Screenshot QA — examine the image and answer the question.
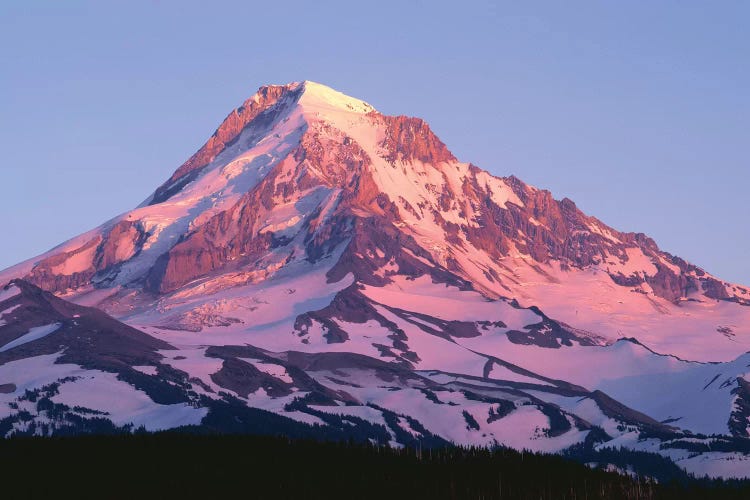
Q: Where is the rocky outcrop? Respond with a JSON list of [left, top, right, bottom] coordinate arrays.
[[728, 377, 750, 437], [95, 219, 148, 270], [25, 219, 149, 293], [379, 115, 456, 165], [24, 237, 101, 293]]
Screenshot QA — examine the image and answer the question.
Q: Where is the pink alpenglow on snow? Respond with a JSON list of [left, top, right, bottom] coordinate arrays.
[[0, 82, 749, 479]]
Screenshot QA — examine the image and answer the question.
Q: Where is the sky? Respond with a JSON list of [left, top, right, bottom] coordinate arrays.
[[0, 1, 748, 284]]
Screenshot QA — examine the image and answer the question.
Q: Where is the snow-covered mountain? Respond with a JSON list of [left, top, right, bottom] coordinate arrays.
[[2, 81, 749, 478]]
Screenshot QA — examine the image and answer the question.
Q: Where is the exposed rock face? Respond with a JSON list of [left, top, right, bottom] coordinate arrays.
[[24, 236, 102, 293], [729, 377, 750, 437], [379, 115, 456, 165], [25, 219, 150, 293], [95, 220, 148, 270]]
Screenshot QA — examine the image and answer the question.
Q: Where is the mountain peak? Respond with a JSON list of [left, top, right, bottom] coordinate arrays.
[[2, 80, 749, 362], [296, 80, 376, 115], [145, 81, 376, 206], [3, 81, 750, 476]]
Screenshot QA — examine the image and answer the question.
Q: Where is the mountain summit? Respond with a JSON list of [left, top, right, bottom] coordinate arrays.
[[1, 82, 749, 477]]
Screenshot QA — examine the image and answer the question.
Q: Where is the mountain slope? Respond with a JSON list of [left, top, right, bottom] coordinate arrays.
[[4, 81, 747, 361], [1, 81, 749, 477]]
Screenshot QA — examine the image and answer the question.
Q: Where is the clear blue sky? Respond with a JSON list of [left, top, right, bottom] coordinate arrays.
[[1, 1, 748, 284]]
